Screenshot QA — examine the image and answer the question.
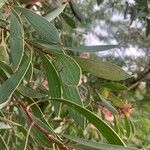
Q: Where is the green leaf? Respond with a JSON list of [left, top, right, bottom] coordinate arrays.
[[108, 94, 124, 108], [10, 10, 24, 70], [18, 84, 47, 98], [16, 7, 60, 44], [39, 53, 62, 113], [68, 45, 118, 52], [62, 84, 84, 128], [97, 91, 118, 115], [0, 60, 46, 99], [75, 57, 131, 81], [69, 0, 85, 22], [27, 40, 117, 53], [0, 134, 9, 150], [61, 13, 76, 28], [64, 135, 137, 150], [124, 116, 132, 140], [54, 53, 82, 86], [45, 4, 67, 22], [0, 52, 32, 109], [96, 0, 104, 6], [23, 123, 33, 150], [101, 83, 128, 92], [39, 53, 61, 98], [50, 98, 125, 146]]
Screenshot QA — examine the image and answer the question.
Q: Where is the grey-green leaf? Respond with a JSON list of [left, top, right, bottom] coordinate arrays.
[[10, 10, 24, 70], [51, 98, 126, 146], [54, 53, 82, 86], [45, 4, 67, 22], [75, 57, 131, 81], [16, 7, 60, 44], [40, 53, 61, 98], [64, 135, 137, 150], [62, 84, 84, 128], [97, 91, 118, 115], [0, 53, 31, 109], [68, 45, 118, 52], [39, 53, 62, 113]]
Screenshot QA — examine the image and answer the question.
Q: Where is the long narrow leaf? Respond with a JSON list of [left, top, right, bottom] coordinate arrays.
[[10, 10, 24, 70], [64, 135, 137, 150], [75, 57, 131, 81], [62, 84, 84, 128], [45, 4, 67, 22], [0, 53, 32, 108], [30, 98, 126, 146], [53, 53, 82, 86], [16, 7, 60, 44]]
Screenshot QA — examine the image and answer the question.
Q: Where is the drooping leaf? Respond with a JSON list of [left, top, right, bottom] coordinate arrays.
[[39, 53, 61, 98], [20, 123, 33, 150], [61, 13, 76, 28], [124, 116, 132, 140], [39, 53, 62, 113], [68, 45, 118, 52], [53, 53, 82, 86], [69, 0, 85, 22], [18, 84, 47, 98], [97, 91, 118, 115], [64, 135, 137, 150], [0, 52, 32, 109], [101, 83, 128, 92], [49, 98, 125, 146], [62, 84, 84, 128], [45, 4, 67, 22], [0, 134, 9, 150], [10, 10, 24, 70], [16, 7, 60, 44], [27, 40, 118, 53], [75, 57, 131, 81], [0, 60, 46, 99], [108, 94, 124, 108]]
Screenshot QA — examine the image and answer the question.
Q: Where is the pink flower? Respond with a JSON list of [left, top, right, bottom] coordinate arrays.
[[102, 108, 114, 122]]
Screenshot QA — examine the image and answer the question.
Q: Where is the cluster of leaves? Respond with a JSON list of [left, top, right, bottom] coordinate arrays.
[[0, 0, 141, 150]]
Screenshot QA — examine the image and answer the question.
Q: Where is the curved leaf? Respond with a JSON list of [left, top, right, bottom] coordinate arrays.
[[53, 53, 82, 86], [0, 53, 32, 108], [64, 135, 137, 150], [10, 10, 24, 70], [34, 98, 126, 146], [62, 84, 84, 128], [97, 91, 118, 115], [75, 57, 131, 81], [0, 61, 46, 99], [0, 134, 9, 150], [45, 4, 67, 22], [39, 53, 62, 98], [68, 45, 118, 52], [16, 7, 60, 44]]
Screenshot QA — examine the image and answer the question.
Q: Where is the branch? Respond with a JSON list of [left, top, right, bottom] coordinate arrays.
[[17, 100, 69, 150]]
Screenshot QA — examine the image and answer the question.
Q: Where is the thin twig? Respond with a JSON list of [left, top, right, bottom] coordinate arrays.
[[17, 100, 69, 150]]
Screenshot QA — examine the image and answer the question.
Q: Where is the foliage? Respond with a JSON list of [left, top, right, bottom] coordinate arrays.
[[0, 0, 149, 150]]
